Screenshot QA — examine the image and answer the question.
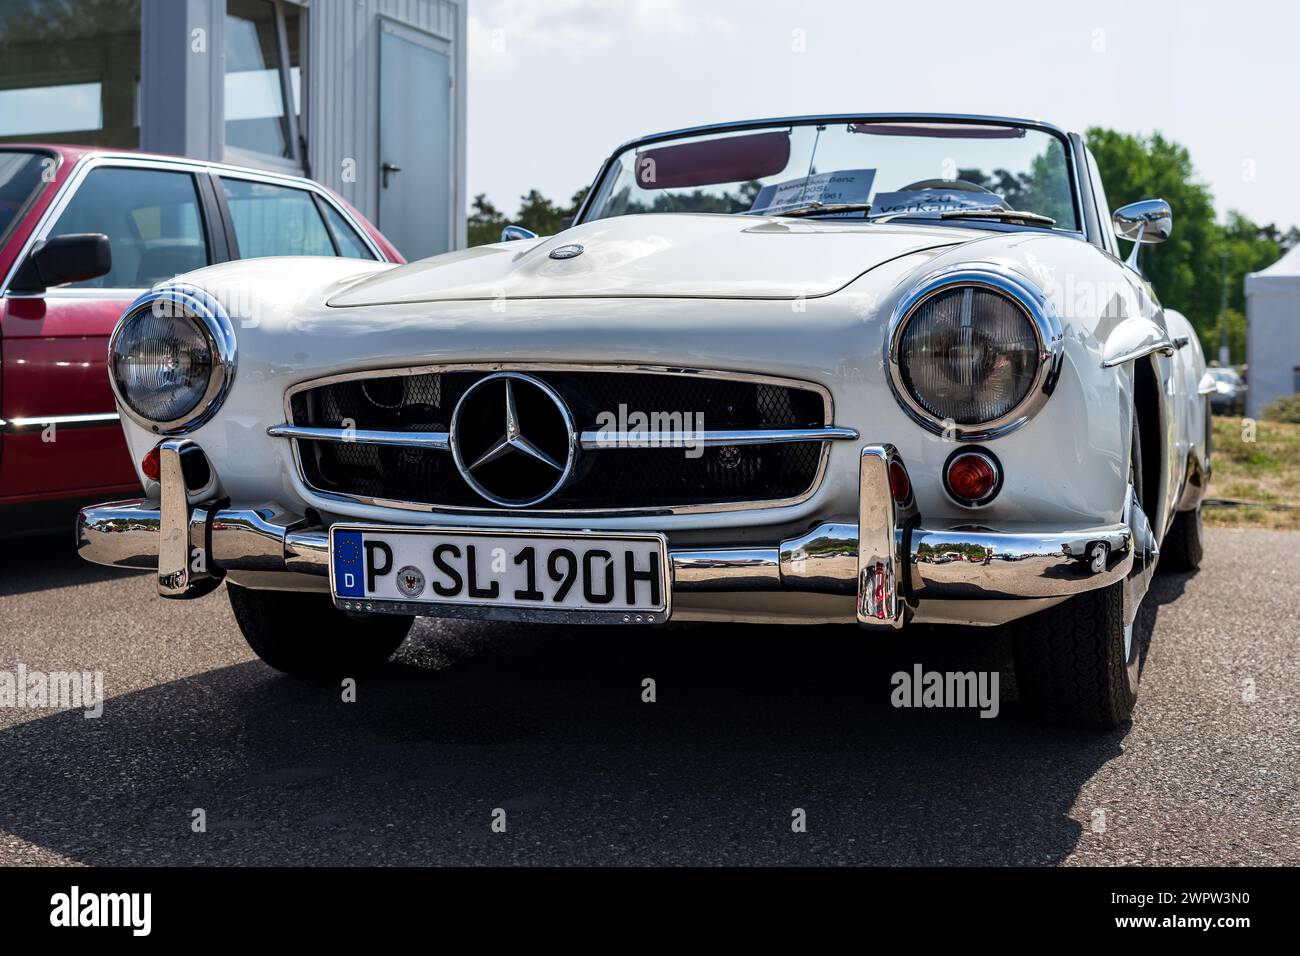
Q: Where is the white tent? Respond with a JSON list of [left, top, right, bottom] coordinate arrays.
[[1245, 244, 1300, 417]]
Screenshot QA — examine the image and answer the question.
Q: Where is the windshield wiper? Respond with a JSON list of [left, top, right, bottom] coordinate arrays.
[[938, 208, 1056, 226], [765, 202, 873, 219]]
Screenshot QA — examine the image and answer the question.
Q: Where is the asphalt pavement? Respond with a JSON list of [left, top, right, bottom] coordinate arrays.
[[0, 525, 1296, 866]]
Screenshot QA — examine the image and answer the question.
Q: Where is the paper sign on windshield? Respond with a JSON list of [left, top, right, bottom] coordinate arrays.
[[751, 168, 876, 216], [870, 189, 1006, 216]]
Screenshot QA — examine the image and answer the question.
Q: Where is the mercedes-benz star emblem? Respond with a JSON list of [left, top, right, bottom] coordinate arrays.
[[549, 243, 584, 260], [450, 372, 577, 507]]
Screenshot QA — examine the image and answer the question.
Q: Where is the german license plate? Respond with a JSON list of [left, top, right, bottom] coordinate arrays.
[[329, 526, 670, 623]]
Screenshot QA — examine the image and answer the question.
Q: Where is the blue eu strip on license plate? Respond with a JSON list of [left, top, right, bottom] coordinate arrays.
[[333, 530, 366, 597]]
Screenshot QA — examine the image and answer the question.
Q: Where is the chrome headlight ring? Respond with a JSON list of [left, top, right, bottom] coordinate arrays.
[[886, 264, 1063, 442], [107, 284, 237, 435]]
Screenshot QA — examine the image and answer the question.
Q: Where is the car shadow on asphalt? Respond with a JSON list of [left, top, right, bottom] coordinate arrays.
[[0, 530, 1194, 866]]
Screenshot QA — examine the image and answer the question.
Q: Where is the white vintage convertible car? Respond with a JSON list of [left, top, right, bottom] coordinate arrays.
[[79, 114, 1212, 728]]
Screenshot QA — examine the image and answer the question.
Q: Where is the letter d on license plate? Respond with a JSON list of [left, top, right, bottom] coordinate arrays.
[[330, 526, 670, 624]]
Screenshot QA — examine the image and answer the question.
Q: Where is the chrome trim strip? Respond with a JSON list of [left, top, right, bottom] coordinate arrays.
[[279, 362, 841, 516], [672, 548, 781, 591], [779, 522, 859, 594], [885, 264, 1064, 442], [909, 522, 1132, 601], [282, 361, 836, 421], [76, 499, 163, 569], [267, 424, 451, 449], [266, 423, 856, 451], [1101, 338, 1176, 369], [108, 284, 237, 436], [210, 505, 306, 573], [578, 427, 858, 448], [0, 411, 119, 430]]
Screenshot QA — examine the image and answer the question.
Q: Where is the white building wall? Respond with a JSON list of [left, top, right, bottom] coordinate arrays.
[[305, 0, 467, 250], [140, 0, 467, 253], [1246, 283, 1300, 418]]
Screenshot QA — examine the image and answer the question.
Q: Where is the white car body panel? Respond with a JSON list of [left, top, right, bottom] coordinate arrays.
[[95, 122, 1210, 628]]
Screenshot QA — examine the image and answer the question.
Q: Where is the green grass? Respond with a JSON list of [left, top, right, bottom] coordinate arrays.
[[1205, 416, 1300, 530]]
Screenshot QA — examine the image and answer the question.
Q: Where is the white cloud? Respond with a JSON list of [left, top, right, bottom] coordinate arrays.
[[469, 0, 736, 72]]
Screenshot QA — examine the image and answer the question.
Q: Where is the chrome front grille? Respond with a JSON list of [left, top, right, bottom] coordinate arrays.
[[272, 365, 855, 514]]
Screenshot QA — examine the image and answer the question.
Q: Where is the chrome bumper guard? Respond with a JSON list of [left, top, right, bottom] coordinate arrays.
[[77, 441, 1136, 628]]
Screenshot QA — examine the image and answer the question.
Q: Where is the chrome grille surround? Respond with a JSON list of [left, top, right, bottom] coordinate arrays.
[[273, 363, 855, 516]]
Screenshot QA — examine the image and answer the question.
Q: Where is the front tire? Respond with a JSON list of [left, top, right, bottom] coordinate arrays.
[[1011, 408, 1148, 729], [1011, 580, 1143, 729], [1160, 506, 1203, 572], [227, 583, 413, 677]]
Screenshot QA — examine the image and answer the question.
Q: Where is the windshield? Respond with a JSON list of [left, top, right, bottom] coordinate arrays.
[[582, 119, 1079, 231], [0, 151, 48, 245]]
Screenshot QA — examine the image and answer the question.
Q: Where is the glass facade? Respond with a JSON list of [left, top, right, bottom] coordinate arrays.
[[224, 0, 303, 165], [0, 0, 141, 147]]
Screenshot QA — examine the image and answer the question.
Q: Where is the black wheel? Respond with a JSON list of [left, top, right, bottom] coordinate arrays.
[[1011, 580, 1144, 729], [227, 583, 413, 677], [1011, 414, 1147, 729], [1159, 505, 1203, 572]]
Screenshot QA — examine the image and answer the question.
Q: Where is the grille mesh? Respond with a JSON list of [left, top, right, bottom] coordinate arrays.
[[289, 369, 828, 511]]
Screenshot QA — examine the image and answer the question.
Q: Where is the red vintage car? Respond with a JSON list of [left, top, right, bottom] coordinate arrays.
[[0, 145, 402, 528]]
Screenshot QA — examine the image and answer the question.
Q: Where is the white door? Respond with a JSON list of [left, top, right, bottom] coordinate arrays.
[[378, 19, 453, 260]]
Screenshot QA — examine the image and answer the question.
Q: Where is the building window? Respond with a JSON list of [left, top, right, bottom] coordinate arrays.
[[224, 0, 304, 169], [0, 0, 141, 147]]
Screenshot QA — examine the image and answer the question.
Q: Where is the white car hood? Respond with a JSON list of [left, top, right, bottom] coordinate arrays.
[[327, 213, 973, 306]]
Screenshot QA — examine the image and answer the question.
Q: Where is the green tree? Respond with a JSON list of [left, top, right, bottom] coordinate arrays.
[[467, 193, 506, 248], [1219, 212, 1283, 314], [567, 186, 589, 217], [1086, 128, 1221, 344], [468, 186, 591, 246], [514, 189, 566, 236], [1086, 129, 1291, 363]]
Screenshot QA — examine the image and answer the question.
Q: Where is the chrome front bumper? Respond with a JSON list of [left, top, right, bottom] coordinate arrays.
[[77, 440, 1138, 627]]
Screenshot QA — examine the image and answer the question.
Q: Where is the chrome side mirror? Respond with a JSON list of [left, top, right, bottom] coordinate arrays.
[[1113, 199, 1171, 269], [501, 225, 537, 242]]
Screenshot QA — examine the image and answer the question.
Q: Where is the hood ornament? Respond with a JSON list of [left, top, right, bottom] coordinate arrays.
[[549, 243, 584, 260]]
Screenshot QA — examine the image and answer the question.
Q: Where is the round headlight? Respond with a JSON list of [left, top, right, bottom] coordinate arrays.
[[889, 271, 1060, 439], [108, 287, 235, 434]]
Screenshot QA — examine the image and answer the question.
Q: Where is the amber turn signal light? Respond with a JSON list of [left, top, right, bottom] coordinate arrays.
[[944, 448, 1001, 506]]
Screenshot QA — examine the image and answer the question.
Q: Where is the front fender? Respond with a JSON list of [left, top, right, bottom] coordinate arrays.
[[1101, 316, 1175, 368]]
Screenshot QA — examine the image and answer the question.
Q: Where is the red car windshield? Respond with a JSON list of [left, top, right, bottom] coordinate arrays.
[[0, 151, 50, 246]]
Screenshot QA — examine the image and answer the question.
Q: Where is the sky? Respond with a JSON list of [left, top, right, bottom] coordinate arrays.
[[466, 0, 1300, 228]]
